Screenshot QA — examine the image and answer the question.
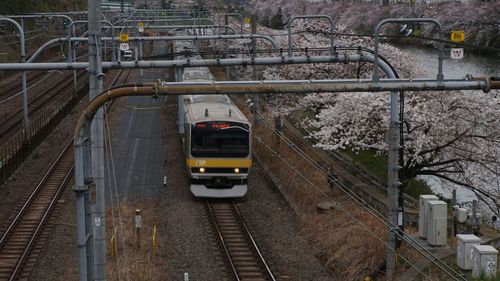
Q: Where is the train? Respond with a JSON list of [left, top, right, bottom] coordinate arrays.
[[173, 39, 252, 198]]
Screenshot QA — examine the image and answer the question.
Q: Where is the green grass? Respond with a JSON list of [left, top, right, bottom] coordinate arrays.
[[343, 149, 388, 182], [413, 253, 500, 281], [288, 109, 433, 198], [473, 272, 500, 281], [405, 178, 433, 199], [343, 149, 433, 199]]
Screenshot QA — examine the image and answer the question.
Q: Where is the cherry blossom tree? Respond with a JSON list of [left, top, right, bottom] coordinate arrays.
[[207, 12, 500, 215], [256, 20, 500, 216]]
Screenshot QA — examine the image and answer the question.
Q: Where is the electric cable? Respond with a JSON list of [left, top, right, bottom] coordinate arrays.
[[103, 72, 132, 281], [104, 109, 122, 281], [250, 124, 434, 281], [232, 96, 466, 280], [105, 104, 132, 281]]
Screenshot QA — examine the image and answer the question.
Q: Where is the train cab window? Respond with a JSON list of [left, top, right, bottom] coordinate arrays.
[[191, 122, 249, 158]]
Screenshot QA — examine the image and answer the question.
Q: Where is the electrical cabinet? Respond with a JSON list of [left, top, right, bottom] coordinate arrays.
[[472, 245, 498, 278], [456, 234, 481, 270], [419, 195, 439, 238], [426, 200, 447, 246]]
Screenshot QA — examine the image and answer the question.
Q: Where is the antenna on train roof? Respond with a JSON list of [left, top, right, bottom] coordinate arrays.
[[205, 108, 208, 117], [229, 109, 232, 117]]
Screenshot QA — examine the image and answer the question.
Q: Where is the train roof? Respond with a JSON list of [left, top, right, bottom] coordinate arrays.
[[184, 95, 249, 125], [183, 67, 214, 81]]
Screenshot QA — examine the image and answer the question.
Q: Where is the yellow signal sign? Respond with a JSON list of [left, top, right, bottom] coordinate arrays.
[[450, 31, 464, 42], [118, 33, 129, 42], [138, 22, 145, 27], [244, 17, 250, 24]]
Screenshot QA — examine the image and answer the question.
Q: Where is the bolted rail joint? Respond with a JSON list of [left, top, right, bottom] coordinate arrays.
[[72, 184, 88, 191]]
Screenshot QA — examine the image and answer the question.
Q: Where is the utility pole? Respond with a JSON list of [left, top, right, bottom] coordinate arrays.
[[251, 14, 258, 124], [396, 91, 405, 249], [88, 0, 106, 280], [386, 90, 400, 280]]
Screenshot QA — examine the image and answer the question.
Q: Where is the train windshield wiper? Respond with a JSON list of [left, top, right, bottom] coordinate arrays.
[[219, 126, 250, 133]]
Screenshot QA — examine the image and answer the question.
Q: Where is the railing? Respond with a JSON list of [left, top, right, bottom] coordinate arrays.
[[284, 115, 419, 211]]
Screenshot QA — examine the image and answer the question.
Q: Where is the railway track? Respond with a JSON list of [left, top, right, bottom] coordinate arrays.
[[0, 50, 88, 102], [0, 69, 133, 280], [0, 72, 47, 100], [0, 140, 73, 281], [207, 201, 276, 281], [0, 66, 131, 144], [0, 70, 87, 142]]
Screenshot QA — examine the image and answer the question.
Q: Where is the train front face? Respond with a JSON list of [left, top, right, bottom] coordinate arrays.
[[187, 120, 252, 198]]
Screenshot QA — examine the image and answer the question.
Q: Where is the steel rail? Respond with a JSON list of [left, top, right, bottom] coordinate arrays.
[[0, 140, 72, 247], [207, 201, 276, 281], [0, 139, 73, 280], [9, 143, 74, 281], [206, 202, 239, 280], [0, 71, 46, 101], [0, 67, 131, 280], [0, 70, 87, 142], [232, 202, 275, 281]]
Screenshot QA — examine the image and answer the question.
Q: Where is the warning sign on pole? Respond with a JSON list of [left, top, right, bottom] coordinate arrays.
[[138, 27, 144, 33], [450, 31, 464, 42], [244, 17, 251, 28], [138, 22, 145, 27], [118, 33, 129, 42]]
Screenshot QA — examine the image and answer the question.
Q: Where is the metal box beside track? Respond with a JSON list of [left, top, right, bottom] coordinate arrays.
[[419, 195, 439, 239], [456, 234, 481, 270], [426, 200, 447, 246], [472, 245, 498, 278]]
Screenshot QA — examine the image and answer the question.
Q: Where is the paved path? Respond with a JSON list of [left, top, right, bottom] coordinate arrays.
[[107, 41, 167, 203]]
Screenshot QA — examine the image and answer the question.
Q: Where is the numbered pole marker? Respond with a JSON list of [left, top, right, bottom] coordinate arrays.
[[119, 43, 130, 51], [450, 48, 464, 60]]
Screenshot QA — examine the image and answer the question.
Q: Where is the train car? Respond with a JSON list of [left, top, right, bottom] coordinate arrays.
[[173, 40, 252, 198]]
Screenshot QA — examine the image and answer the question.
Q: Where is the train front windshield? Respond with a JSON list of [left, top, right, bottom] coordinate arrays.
[[191, 122, 250, 158]]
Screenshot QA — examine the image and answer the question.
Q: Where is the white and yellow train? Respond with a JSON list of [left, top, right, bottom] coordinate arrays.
[[174, 40, 252, 198]]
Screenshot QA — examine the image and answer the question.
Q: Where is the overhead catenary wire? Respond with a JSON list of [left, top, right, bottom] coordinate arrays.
[[232, 96, 466, 281], [242, 98, 465, 280], [104, 109, 122, 280], [104, 75, 132, 281], [248, 123, 434, 281], [227, 19, 500, 54]]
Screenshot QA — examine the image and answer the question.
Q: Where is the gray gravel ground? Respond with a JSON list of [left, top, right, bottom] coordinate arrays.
[[239, 163, 336, 281], [161, 82, 231, 281], [161, 96, 336, 280]]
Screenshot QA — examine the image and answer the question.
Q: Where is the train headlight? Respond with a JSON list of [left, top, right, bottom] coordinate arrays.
[[234, 168, 240, 173], [199, 167, 205, 173]]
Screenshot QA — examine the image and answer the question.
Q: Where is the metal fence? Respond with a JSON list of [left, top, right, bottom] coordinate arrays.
[[0, 76, 88, 184]]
